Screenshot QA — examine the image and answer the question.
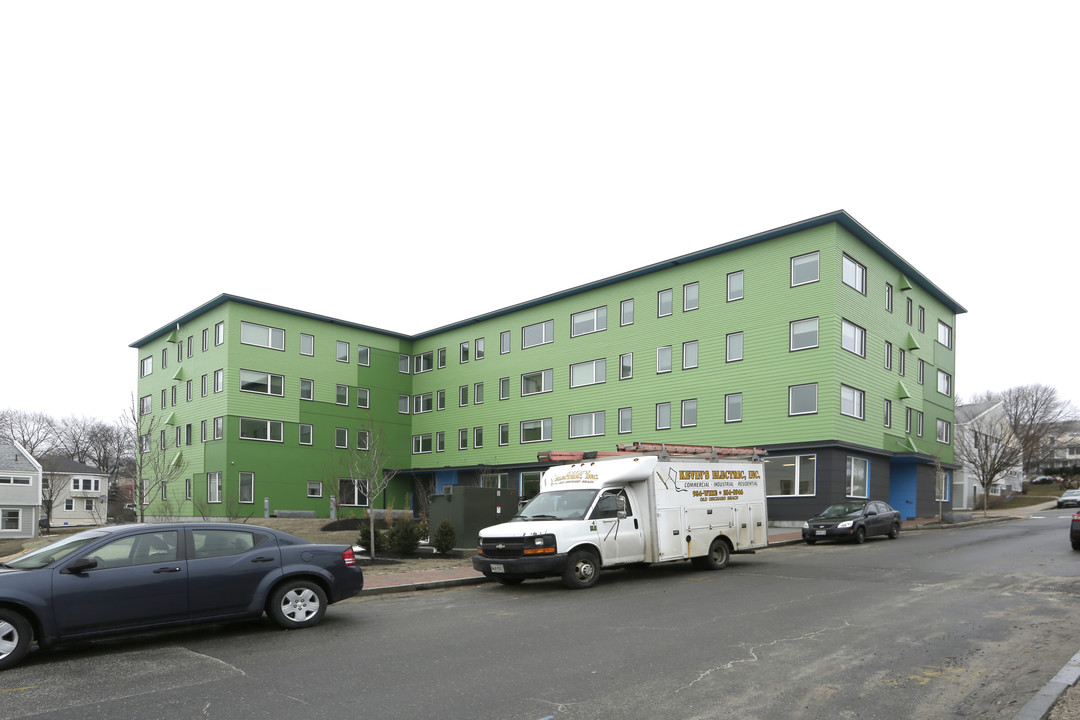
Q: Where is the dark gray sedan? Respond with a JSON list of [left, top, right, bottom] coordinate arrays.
[[802, 501, 902, 544], [0, 523, 363, 670]]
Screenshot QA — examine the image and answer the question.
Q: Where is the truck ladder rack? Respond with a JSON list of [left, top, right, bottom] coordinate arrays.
[[538, 442, 767, 464]]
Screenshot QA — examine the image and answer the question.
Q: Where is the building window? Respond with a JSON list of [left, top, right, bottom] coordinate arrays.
[[240, 370, 284, 396], [656, 346, 672, 374], [522, 320, 554, 349], [790, 318, 818, 351], [0, 508, 20, 531], [300, 378, 313, 401], [299, 333, 314, 356], [399, 395, 410, 414], [520, 418, 552, 444], [214, 369, 224, 393], [414, 351, 434, 373], [885, 342, 893, 370], [657, 289, 673, 317], [619, 407, 632, 434], [936, 471, 951, 502], [171, 385, 177, 407], [299, 424, 312, 445], [436, 389, 446, 410], [354, 387, 368, 408], [435, 431, 445, 452], [841, 385, 865, 419], [884, 399, 892, 428], [906, 298, 913, 326], [200, 420, 207, 442], [239, 472, 254, 504], [307, 481, 323, 498], [789, 384, 818, 416], [898, 349, 906, 376], [499, 377, 510, 401], [459, 341, 470, 364], [336, 341, 349, 363], [918, 359, 925, 385], [681, 399, 697, 427], [186, 478, 192, 500], [202, 328, 209, 352], [339, 478, 368, 507], [726, 332, 743, 362], [241, 321, 285, 351], [412, 434, 433, 454], [571, 359, 606, 387], [139, 395, 152, 415], [764, 453, 812, 498], [846, 457, 869, 497], [458, 385, 468, 406], [918, 306, 926, 333], [163, 348, 169, 369], [791, 252, 819, 286], [619, 353, 633, 380], [656, 402, 671, 430], [202, 374, 208, 397], [213, 417, 223, 440], [885, 283, 893, 313], [72, 477, 101, 492], [683, 341, 699, 370], [727, 271, 744, 301], [725, 393, 742, 423], [335, 428, 347, 448], [917, 410, 924, 437], [413, 393, 433, 414], [938, 370, 952, 397], [569, 411, 605, 438], [937, 419, 952, 444], [215, 322, 225, 346], [207, 472, 222, 503], [186, 379, 193, 402], [683, 282, 699, 311], [458, 429, 468, 450], [938, 321, 953, 349], [336, 385, 349, 405], [500, 331, 511, 355], [499, 423, 509, 446], [842, 254, 866, 294], [620, 299, 634, 326], [397, 354, 410, 374], [357, 345, 370, 366], [841, 320, 866, 357], [357, 430, 369, 450], [140, 356, 153, 377], [905, 407, 912, 434], [571, 307, 607, 337], [522, 369, 554, 395], [475, 338, 485, 360], [473, 427, 484, 448], [240, 418, 283, 442]]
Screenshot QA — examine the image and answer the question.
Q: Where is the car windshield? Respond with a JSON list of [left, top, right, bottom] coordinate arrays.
[[5, 533, 106, 570], [515, 489, 599, 521], [817, 502, 867, 519]]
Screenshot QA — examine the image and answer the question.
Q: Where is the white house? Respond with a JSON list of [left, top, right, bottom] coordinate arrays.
[[0, 442, 43, 539], [39, 456, 110, 527], [952, 401, 1025, 510]]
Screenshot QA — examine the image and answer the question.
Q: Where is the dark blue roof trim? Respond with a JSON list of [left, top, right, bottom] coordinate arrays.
[[130, 210, 966, 348]]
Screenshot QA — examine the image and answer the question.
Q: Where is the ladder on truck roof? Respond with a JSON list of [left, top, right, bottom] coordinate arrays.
[[537, 442, 767, 463]]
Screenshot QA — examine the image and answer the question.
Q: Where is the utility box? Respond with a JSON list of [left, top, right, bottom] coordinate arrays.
[[429, 486, 518, 551]]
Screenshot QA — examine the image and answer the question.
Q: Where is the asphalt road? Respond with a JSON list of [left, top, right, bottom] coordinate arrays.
[[2, 512, 1078, 720]]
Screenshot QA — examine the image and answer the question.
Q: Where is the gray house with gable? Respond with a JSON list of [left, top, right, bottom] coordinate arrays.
[[0, 442, 43, 539]]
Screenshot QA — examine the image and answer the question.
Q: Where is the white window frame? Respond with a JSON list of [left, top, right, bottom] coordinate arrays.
[[657, 289, 673, 317], [307, 481, 323, 498], [937, 419, 952, 444], [522, 320, 554, 349], [683, 282, 699, 311], [656, 346, 672, 374], [414, 351, 434, 373], [571, 359, 605, 388], [727, 271, 744, 301], [619, 353, 633, 380], [239, 472, 254, 504], [241, 321, 285, 351], [569, 411, 605, 439], [938, 321, 953, 349], [336, 384, 349, 405], [790, 318, 819, 351], [299, 424, 312, 446], [618, 407, 632, 434], [681, 399, 697, 427], [412, 433, 433, 454], [726, 332, 743, 362], [357, 345, 370, 366], [140, 356, 153, 377], [791, 251, 819, 287], [357, 387, 370, 408], [656, 402, 671, 430], [300, 333, 314, 356], [682, 341, 699, 370], [522, 369, 554, 395], [841, 384, 865, 419], [937, 370, 952, 397], [571, 306, 607, 337], [842, 254, 867, 294], [841, 319, 866, 357], [207, 472, 222, 503], [240, 369, 284, 396], [789, 383, 818, 416], [239, 418, 283, 442], [846, 456, 869, 498], [300, 378, 314, 401], [620, 299, 634, 326], [520, 418, 553, 444], [336, 341, 349, 363], [725, 393, 742, 423]]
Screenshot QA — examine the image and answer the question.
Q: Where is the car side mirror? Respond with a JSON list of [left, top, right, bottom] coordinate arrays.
[[866, 510, 877, 516], [61, 557, 98, 575]]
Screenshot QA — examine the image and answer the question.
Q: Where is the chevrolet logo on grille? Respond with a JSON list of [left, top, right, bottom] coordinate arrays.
[[495, 544, 506, 549]]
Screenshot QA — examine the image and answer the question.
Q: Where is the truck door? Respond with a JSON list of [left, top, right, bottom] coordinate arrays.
[[590, 489, 645, 565]]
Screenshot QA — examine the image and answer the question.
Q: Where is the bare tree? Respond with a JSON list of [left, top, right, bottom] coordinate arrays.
[[86, 421, 131, 486], [338, 420, 399, 561], [0, 409, 57, 456], [999, 384, 1076, 474], [123, 394, 186, 522], [54, 415, 98, 464], [955, 398, 1025, 516], [37, 455, 68, 531]]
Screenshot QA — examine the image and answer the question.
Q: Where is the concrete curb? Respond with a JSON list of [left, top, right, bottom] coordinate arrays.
[[1014, 650, 1080, 720], [362, 575, 489, 596]]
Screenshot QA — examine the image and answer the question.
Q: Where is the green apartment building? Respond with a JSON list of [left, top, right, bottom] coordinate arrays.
[[130, 211, 965, 525]]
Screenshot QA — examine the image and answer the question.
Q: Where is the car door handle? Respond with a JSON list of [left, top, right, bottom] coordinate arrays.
[[250, 557, 275, 563], [153, 567, 182, 573]]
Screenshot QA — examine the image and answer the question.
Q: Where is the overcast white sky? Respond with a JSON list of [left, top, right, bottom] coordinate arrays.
[[2, 1, 1077, 424]]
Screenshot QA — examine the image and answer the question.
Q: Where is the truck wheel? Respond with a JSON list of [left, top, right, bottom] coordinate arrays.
[[0, 609, 32, 671], [697, 538, 730, 570], [562, 550, 600, 589], [495, 576, 525, 585]]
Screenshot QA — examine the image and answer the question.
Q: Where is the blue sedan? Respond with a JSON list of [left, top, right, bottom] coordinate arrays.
[[0, 523, 364, 670]]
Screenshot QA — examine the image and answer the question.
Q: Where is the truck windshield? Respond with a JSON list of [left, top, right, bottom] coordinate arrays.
[[515, 489, 599, 521]]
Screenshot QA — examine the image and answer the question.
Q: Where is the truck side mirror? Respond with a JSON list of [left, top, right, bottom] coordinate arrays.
[[616, 495, 627, 519]]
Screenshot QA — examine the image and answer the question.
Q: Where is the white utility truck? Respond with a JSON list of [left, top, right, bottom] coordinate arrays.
[[472, 443, 768, 589]]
